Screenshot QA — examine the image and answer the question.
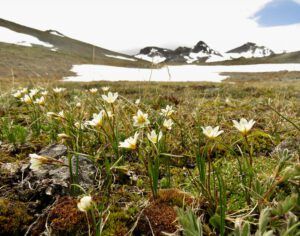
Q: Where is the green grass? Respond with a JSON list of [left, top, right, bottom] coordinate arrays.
[[0, 79, 299, 235]]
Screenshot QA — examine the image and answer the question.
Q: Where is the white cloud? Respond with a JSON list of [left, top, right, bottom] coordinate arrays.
[[0, 0, 299, 54]]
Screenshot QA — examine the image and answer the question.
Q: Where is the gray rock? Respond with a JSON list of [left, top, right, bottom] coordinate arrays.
[[38, 144, 67, 158], [0, 162, 20, 175], [25, 144, 97, 196], [69, 155, 97, 189], [272, 137, 300, 157]]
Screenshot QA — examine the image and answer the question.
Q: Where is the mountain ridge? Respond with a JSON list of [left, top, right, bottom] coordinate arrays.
[[135, 41, 279, 64], [0, 18, 151, 79], [0, 18, 299, 79]]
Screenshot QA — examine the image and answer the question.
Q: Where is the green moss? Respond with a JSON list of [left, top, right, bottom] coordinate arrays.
[[102, 210, 132, 236], [0, 198, 33, 235]]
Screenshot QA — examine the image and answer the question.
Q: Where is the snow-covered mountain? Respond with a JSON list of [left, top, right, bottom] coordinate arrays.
[[0, 18, 150, 79], [135, 41, 224, 64], [184, 41, 224, 63], [226, 42, 274, 59], [135, 41, 277, 64], [135, 47, 171, 64]]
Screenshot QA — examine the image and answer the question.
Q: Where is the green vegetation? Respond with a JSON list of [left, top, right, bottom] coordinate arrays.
[[0, 79, 299, 235]]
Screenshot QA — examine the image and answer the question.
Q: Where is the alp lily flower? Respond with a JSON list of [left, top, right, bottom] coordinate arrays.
[[102, 92, 118, 103], [21, 94, 33, 104], [101, 86, 110, 92], [77, 195, 93, 212], [85, 112, 104, 128], [58, 133, 71, 139], [163, 119, 174, 130], [74, 121, 84, 129], [232, 118, 255, 136], [41, 90, 49, 96], [202, 126, 224, 139], [58, 111, 65, 119], [89, 88, 98, 94], [53, 87, 66, 93], [34, 96, 45, 106], [29, 88, 39, 97], [147, 130, 163, 144], [47, 112, 56, 118], [29, 153, 50, 171], [133, 110, 150, 127], [21, 87, 28, 94], [46, 111, 65, 120], [119, 132, 139, 150], [12, 90, 22, 98], [135, 99, 141, 105], [160, 105, 175, 117], [76, 102, 82, 108]]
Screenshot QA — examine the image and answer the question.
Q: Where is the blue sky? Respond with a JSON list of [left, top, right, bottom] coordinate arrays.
[[254, 0, 300, 26]]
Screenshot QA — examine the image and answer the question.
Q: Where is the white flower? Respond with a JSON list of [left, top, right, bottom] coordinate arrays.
[[76, 102, 82, 108], [29, 153, 49, 171], [101, 86, 110, 92], [102, 92, 118, 103], [21, 94, 33, 104], [147, 130, 163, 144], [21, 87, 28, 94], [133, 110, 150, 127], [58, 111, 65, 119], [202, 126, 224, 139], [89, 88, 98, 94], [58, 133, 71, 139], [135, 99, 140, 105], [41, 90, 49, 96], [12, 90, 22, 98], [77, 195, 93, 212], [160, 105, 175, 117], [233, 118, 255, 136], [53, 87, 66, 93], [29, 88, 39, 97], [119, 132, 139, 150], [74, 122, 84, 129], [47, 112, 56, 118], [163, 119, 174, 130], [86, 112, 104, 127], [47, 111, 65, 119], [34, 96, 45, 106]]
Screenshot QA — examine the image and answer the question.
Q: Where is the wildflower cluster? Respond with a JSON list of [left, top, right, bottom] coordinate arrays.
[[6, 84, 298, 236]]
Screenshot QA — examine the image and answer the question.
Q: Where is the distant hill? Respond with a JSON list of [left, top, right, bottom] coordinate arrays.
[[0, 18, 150, 79]]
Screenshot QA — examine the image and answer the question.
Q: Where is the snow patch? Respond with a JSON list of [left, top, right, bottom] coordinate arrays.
[[227, 48, 273, 59], [49, 30, 64, 37], [105, 54, 137, 61], [206, 54, 230, 63], [63, 64, 300, 83], [0, 26, 54, 48], [135, 54, 166, 64]]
